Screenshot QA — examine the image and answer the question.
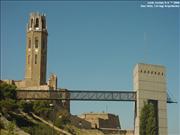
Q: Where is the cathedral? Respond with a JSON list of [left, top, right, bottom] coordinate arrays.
[[2, 12, 169, 134], [3, 12, 57, 91]]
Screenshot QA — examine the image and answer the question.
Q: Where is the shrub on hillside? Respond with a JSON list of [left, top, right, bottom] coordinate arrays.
[[0, 82, 18, 114], [0, 119, 4, 129], [18, 101, 33, 113], [7, 121, 17, 135], [64, 124, 77, 135], [0, 99, 18, 114], [54, 110, 70, 128], [32, 101, 52, 118], [0, 82, 16, 100]]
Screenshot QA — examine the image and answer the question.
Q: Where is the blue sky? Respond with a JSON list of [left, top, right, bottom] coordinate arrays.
[[1, 1, 179, 134]]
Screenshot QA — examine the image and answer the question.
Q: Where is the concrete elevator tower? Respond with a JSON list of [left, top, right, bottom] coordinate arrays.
[[133, 63, 167, 135], [25, 12, 48, 87]]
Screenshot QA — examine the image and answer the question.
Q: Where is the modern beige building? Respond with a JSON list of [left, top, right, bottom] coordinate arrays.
[[133, 63, 167, 135]]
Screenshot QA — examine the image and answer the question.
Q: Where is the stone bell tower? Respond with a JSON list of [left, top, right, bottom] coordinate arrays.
[[25, 12, 48, 87]]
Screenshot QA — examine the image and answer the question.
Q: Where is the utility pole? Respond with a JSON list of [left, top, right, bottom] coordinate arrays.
[[143, 32, 148, 63]]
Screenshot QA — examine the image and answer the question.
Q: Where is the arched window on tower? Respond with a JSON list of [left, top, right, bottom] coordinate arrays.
[[31, 19, 33, 28], [35, 18, 39, 28], [28, 39, 31, 48], [42, 39, 45, 50], [35, 54, 37, 64], [35, 38, 38, 48], [41, 71, 44, 81], [28, 55, 30, 64], [42, 19, 45, 29]]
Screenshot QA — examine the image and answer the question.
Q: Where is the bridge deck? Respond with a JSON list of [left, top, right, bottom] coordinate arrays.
[[16, 90, 136, 101], [16, 90, 175, 103]]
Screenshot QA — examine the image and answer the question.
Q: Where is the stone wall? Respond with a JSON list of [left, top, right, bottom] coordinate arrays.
[[78, 112, 121, 129], [99, 114, 120, 129], [70, 115, 91, 129]]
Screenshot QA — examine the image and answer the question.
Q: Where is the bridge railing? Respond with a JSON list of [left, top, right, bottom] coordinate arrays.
[[16, 90, 136, 101]]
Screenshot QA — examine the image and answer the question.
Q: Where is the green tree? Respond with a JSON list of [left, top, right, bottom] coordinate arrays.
[[32, 101, 51, 118], [0, 99, 18, 114], [146, 104, 156, 135], [140, 104, 149, 135], [0, 82, 18, 112], [0, 82, 16, 100], [18, 101, 33, 113], [140, 102, 157, 135]]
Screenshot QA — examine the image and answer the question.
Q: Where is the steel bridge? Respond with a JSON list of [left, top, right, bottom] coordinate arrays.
[[16, 90, 176, 103]]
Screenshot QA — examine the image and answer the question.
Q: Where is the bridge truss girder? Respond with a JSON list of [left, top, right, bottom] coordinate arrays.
[[16, 90, 175, 103], [16, 90, 136, 101]]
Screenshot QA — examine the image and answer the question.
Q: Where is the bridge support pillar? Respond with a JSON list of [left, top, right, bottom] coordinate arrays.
[[133, 63, 167, 135]]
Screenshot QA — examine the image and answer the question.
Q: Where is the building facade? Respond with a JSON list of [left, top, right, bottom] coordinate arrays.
[[78, 112, 121, 129]]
